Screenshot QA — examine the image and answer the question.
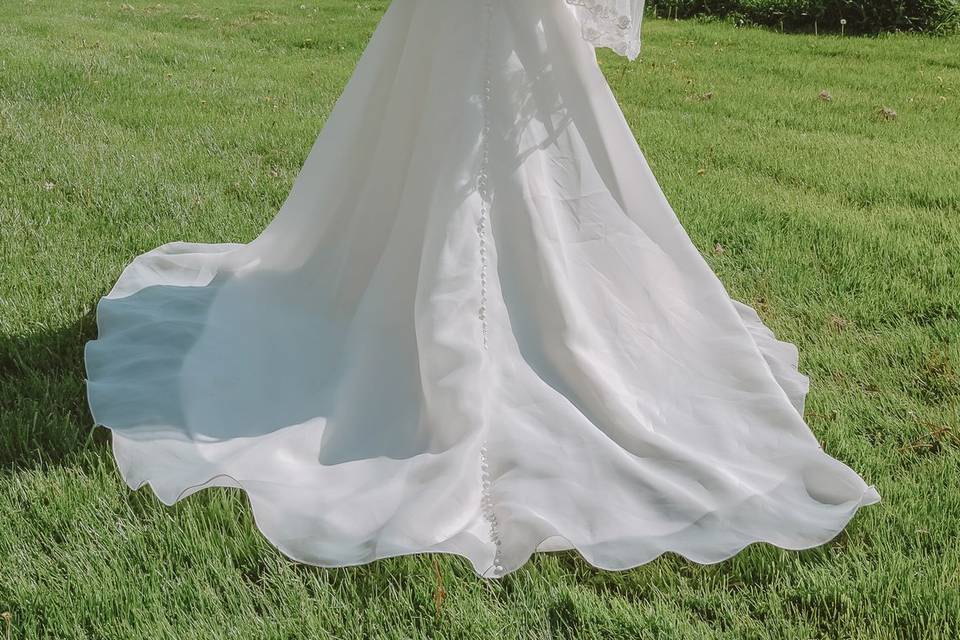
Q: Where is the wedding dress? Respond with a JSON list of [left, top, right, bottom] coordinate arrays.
[[84, 0, 879, 578]]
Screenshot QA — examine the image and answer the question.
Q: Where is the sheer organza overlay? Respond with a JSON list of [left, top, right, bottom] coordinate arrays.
[[85, 0, 878, 578]]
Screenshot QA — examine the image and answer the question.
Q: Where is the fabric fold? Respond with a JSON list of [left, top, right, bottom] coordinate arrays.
[[85, 0, 877, 579]]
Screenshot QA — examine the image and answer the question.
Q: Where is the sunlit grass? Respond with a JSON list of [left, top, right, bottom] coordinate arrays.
[[1, 2, 958, 638]]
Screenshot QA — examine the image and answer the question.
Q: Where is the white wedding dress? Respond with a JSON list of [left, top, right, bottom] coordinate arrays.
[[85, 0, 879, 578]]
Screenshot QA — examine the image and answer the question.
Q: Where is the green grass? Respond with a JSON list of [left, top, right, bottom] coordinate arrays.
[[1, 2, 958, 638]]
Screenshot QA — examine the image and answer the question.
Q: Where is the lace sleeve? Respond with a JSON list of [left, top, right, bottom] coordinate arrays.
[[565, 0, 645, 60]]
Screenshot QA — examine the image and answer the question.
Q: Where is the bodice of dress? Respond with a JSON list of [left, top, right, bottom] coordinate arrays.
[[565, 0, 645, 60]]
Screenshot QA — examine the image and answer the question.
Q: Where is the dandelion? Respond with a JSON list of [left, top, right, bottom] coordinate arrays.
[[840, 18, 847, 36]]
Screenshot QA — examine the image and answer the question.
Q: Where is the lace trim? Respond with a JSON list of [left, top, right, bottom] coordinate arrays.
[[565, 0, 644, 60]]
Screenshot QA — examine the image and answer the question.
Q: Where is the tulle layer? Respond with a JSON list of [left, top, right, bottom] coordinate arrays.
[[85, 0, 878, 578]]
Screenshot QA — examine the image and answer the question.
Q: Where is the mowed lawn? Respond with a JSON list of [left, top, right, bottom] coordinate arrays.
[[1, 1, 958, 638]]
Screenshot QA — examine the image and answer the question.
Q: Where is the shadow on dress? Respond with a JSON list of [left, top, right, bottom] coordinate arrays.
[[84, 255, 462, 468]]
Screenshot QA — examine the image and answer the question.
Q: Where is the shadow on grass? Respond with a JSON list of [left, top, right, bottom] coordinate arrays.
[[0, 303, 108, 471]]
